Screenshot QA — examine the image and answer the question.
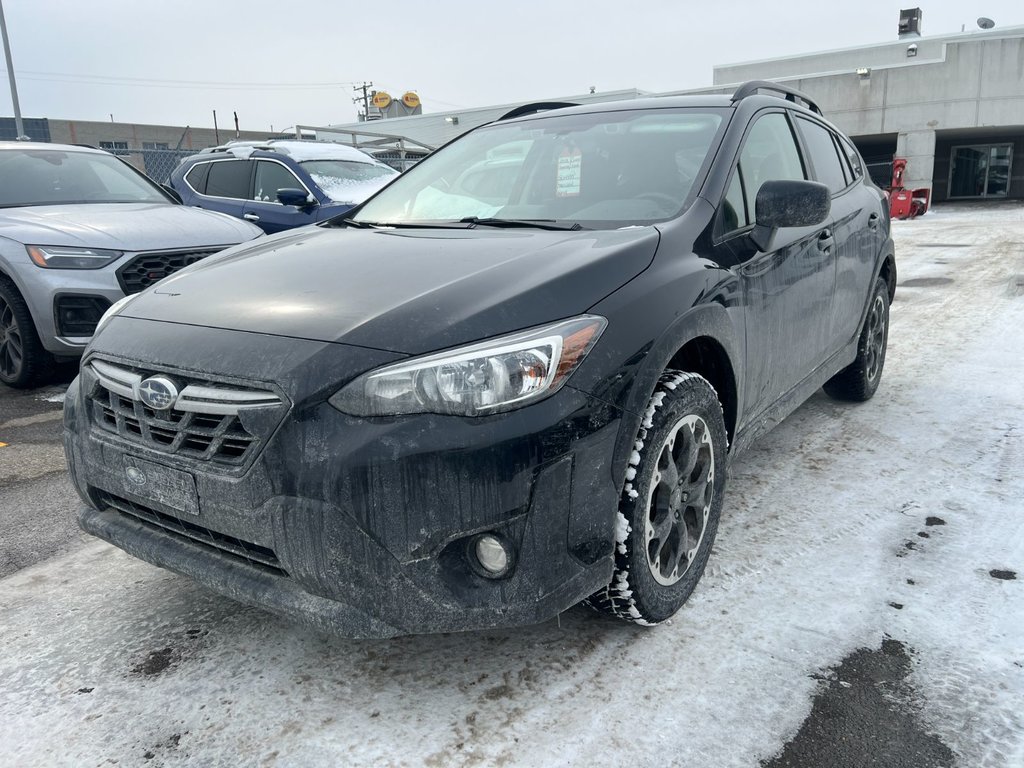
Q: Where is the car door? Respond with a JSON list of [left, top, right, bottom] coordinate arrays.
[[712, 110, 836, 421], [243, 160, 320, 234], [196, 159, 253, 219], [835, 134, 885, 347], [794, 117, 873, 355]]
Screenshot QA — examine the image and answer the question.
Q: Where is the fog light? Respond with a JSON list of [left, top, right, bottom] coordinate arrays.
[[473, 534, 511, 578]]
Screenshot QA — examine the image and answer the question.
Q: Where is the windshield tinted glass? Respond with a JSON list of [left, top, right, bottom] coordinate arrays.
[[354, 108, 725, 228], [302, 160, 398, 202], [0, 149, 168, 207]]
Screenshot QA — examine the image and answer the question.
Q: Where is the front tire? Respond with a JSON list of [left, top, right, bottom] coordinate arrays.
[[0, 278, 54, 389], [586, 371, 728, 625], [823, 277, 890, 402]]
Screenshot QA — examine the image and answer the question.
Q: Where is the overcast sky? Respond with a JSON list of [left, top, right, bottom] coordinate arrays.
[[2, 0, 1022, 132]]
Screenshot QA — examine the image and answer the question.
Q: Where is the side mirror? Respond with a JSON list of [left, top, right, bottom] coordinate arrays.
[[276, 188, 317, 208], [160, 183, 183, 204], [750, 180, 830, 251]]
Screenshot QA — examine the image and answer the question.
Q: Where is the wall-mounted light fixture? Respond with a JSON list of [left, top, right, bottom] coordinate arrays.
[[856, 67, 871, 78], [906, 43, 918, 57]]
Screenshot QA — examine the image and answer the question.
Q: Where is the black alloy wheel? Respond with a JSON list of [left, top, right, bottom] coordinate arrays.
[[823, 277, 890, 402], [0, 279, 53, 389], [587, 371, 728, 625]]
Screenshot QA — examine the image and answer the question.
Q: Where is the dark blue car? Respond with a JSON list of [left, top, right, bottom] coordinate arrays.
[[169, 140, 399, 234]]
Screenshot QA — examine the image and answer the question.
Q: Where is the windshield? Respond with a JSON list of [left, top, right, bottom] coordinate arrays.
[[0, 149, 169, 207], [353, 108, 726, 229], [302, 160, 398, 203]]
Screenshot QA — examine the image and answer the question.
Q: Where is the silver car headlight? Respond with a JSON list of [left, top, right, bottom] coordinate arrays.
[[27, 245, 123, 269], [330, 315, 607, 417]]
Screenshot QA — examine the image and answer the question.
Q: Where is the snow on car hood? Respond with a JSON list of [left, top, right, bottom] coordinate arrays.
[[119, 224, 661, 355], [0, 202, 262, 250]]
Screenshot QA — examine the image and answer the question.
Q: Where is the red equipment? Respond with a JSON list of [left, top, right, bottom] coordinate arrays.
[[887, 158, 930, 219]]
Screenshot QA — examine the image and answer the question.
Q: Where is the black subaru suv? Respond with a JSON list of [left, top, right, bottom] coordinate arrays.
[[63, 82, 894, 638]]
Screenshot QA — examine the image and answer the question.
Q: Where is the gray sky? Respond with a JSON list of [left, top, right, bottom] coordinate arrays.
[[2, 0, 1022, 131]]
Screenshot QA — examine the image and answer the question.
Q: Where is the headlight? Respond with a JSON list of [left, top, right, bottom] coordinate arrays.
[[330, 315, 607, 417], [94, 293, 138, 335], [27, 245, 123, 269]]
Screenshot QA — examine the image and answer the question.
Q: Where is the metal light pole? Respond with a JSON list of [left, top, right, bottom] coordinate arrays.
[[0, 0, 28, 140]]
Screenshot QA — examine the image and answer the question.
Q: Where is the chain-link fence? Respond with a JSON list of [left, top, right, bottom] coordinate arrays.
[[369, 150, 428, 172], [106, 147, 199, 185]]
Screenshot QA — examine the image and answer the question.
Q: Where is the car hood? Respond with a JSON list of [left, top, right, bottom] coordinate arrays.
[[120, 224, 660, 354], [0, 203, 261, 250]]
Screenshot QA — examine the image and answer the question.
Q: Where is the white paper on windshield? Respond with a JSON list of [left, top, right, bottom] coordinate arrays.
[[556, 147, 582, 197]]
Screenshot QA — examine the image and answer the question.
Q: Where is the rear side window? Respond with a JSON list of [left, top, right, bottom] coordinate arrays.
[[185, 162, 210, 194], [738, 113, 806, 218], [205, 160, 251, 199], [796, 118, 848, 194], [839, 136, 864, 179]]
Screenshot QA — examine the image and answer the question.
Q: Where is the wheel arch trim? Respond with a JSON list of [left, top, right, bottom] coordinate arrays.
[[609, 301, 742, 493]]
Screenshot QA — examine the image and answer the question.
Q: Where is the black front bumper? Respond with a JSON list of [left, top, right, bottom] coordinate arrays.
[[64, 322, 626, 638]]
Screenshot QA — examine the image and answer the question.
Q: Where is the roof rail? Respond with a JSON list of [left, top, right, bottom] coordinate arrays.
[[498, 101, 580, 121], [731, 80, 822, 116]]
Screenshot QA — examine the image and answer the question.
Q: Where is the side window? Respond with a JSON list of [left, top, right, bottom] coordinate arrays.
[[185, 162, 210, 194], [722, 169, 748, 231], [205, 160, 251, 199], [254, 161, 303, 202], [738, 113, 805, 217], [839, 136, 864, 180], [796, 118, 848, 194]]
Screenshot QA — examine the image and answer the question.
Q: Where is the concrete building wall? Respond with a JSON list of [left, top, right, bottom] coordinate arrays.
[[713, 36, 953, 83], [707, 27, 1024, 199], [45, 119, 272, 151]]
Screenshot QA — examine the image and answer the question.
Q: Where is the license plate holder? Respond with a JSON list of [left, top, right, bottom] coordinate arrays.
[[121, 456, 200, 517]]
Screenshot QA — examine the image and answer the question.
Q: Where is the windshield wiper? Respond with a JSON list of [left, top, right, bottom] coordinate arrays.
[[334, 218, 466, 230], [459, 217, 586, 231], [334, 217, 585, 231], [336, 217, 376, 228]]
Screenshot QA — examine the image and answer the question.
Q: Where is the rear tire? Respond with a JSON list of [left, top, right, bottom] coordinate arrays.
[[586, 371, 728, 625], [823, 277, 890, 402], [0, 277, 54, 389]]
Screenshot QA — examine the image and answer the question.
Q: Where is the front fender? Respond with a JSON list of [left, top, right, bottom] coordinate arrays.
[[571, 259, 743, 496]]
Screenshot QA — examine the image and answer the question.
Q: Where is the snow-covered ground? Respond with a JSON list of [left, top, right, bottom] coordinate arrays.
[[1, 204, 1022, 767]]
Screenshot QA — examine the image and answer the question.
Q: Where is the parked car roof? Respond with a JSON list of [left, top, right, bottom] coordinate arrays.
[[197, 140, 381, 164]]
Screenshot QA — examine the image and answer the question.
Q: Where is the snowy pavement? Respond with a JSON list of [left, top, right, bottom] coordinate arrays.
[[1, 204, 1022, 767]]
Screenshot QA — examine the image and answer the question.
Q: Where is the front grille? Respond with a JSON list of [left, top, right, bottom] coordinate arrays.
[[99, 491, 286, 575], [116, 248, 224, 294], [86, 359, 285, 467]]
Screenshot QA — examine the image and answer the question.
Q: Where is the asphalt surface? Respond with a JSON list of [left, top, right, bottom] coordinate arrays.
[[762, 640, 955, 768], [0, 370, 84, 579], [0, 204, 1021, 768]]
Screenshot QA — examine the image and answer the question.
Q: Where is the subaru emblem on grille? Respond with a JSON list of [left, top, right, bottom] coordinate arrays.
[[138, 376, 179, 410], [125, 466, 147, 486]]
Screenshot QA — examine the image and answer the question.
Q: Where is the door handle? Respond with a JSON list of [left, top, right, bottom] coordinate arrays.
[[243, 213, 261, 222], [817, 230, 834, 255], [868, 213, 880, 230]]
